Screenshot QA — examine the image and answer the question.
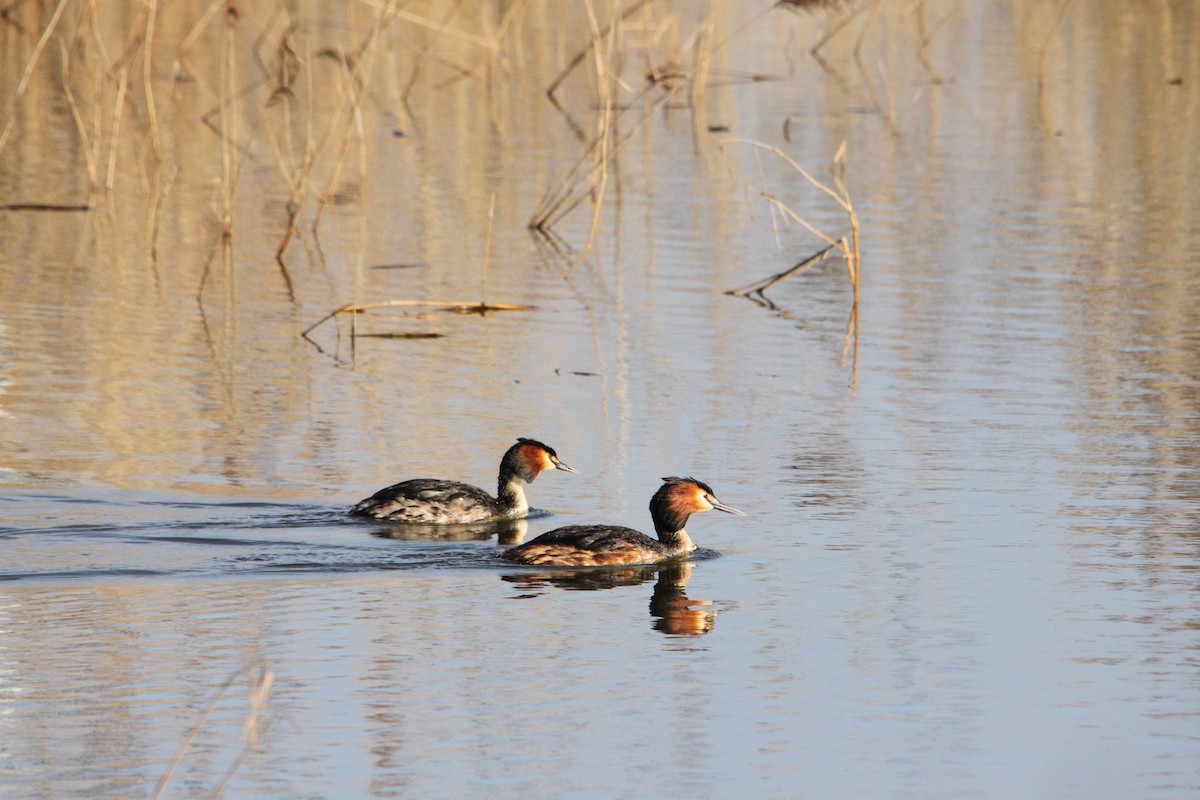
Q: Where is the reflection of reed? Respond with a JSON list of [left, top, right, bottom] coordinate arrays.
[[370, 516, 528, 544], [501, 560, 719, 636]]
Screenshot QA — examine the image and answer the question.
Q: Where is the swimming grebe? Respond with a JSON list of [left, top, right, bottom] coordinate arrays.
[[500, 477, 745, 566], [351, 438, 576, 524]]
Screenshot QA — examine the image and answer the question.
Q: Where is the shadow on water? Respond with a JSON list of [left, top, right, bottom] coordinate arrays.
[[500, 559, 727, 636]]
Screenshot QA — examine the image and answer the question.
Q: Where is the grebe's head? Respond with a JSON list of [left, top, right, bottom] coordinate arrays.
[[505, 437, 577, 482], [650, 477, 746, 532]]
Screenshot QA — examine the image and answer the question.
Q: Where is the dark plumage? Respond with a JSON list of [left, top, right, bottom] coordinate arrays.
[[500, 477, 745, 566], [351, 438, 576, 524]]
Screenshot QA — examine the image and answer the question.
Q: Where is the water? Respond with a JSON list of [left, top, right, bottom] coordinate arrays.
[[2, 1, 1199, 797]]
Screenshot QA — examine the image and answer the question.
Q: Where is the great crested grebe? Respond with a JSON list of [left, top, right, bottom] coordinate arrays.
[[351, 438, 576, 524], [500, 476, 745, 566]]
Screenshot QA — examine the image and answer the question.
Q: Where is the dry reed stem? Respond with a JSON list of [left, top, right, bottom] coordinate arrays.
[[531, 84, 663, 230], [841, 301, 859, 385], [533, 6, 775, 234], [313, 65, 364, 230], [273, 37, 316, 261], [1037, 0, 1075, 98], [0, 0, 71, 158], [282, 7, 392, 260], [830, 142, 860, 305], [313, 6, 394, 234], [546, 0, 654, 100], [402, 0, 465, 101], [688, 16, 716, 126], [148, 164, 178, 267], [752, 140, 783, 248], [920, 0, 964, 47], [386, 4, 493, 49], [143, 0, 162, 162], [724, 241, 839, 304], [109, 3, 151, 77], [489, 0, 532, 64], [150, 662, 275, 800], [177, 0, 226, 63], [58, 37, 99, 190], [748, 185, 838, 246], [722, 138, 851, 214], [106, 67, 130, 192], [573, 0, 616, 262], [301, 300, 536, 340], [853, 0, 884, 55], [720, 137, 860, 304], [809, 0, 859, 56], [85, 0, 112, 68], [218, 7, 238, 236]]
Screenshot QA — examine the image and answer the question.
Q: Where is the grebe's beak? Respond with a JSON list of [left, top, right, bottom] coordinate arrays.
[[711, 499, 746, 516], [553, 459, 578, 474]]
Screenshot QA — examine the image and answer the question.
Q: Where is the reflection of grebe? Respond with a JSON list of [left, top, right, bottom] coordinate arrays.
[[502, 564, 661, 592], [649, 562, 714, 635], [500, 477, 744, 566], [371, 517, 528, 544], [351, 438, 576, 524], [500, 562, 720, 635]]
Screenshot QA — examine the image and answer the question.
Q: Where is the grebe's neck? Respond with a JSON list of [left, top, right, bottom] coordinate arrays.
[[650, 491, 693, 551], [496, 473, 529, 516], [654, 527, 695, 557]]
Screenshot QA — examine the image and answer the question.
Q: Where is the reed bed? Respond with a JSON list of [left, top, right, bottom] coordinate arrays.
[[0, 0, 879, 259], [0, 0, 1114, 355]]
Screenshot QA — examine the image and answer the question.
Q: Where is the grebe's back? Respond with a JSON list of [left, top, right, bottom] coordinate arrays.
[[352, 438, 576, 524]]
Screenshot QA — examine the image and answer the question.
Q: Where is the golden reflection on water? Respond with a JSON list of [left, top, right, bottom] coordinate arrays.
[[2, 0, 1200, 795], [502, 561, 719, 636], [0, 0, 1194, 502]]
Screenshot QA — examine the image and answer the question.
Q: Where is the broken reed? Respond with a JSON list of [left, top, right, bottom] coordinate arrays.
[[720, 137, 860, 306]]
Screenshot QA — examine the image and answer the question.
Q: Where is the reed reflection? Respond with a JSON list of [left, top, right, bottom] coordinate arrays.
[[502, 561, 719, 636]]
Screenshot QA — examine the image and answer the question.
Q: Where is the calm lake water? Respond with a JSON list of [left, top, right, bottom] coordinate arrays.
[[2, 1, 1198, 797]]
